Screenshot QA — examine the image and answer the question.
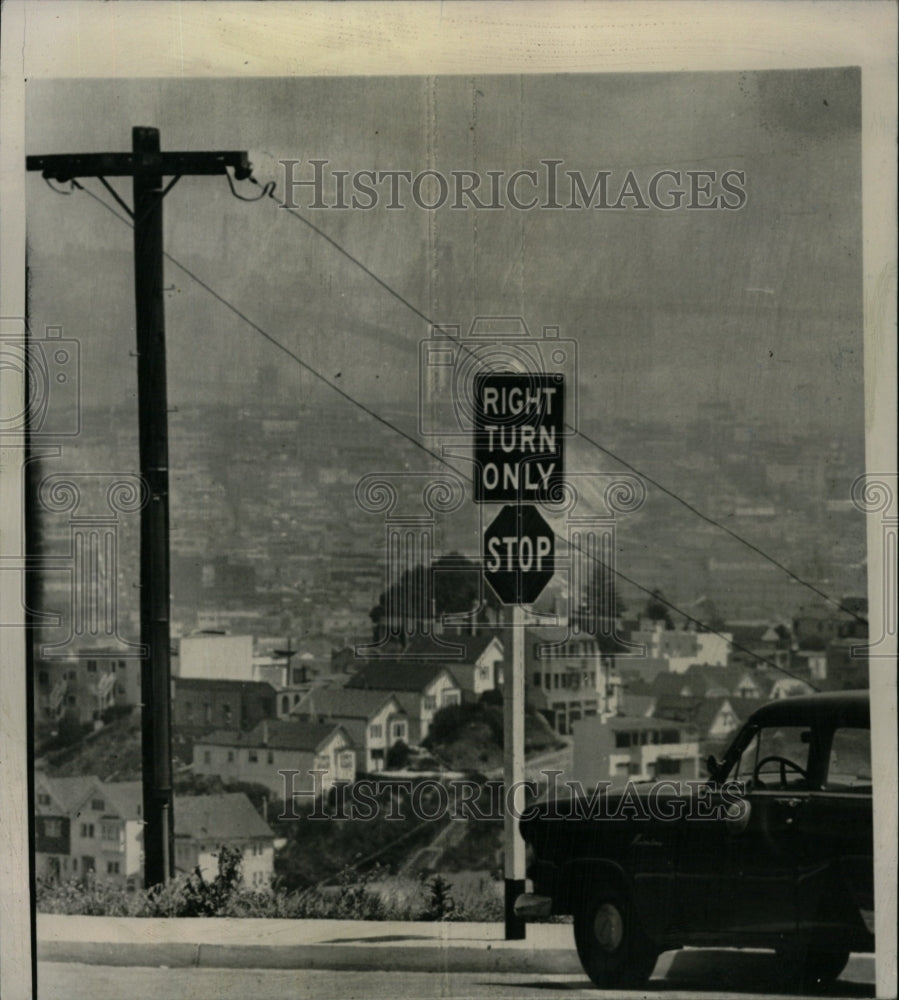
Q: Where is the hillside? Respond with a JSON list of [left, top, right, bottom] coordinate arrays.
[[39, 713, 194, 781]]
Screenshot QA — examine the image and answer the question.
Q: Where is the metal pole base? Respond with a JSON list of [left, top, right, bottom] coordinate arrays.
[[504, 877, 527, 940]]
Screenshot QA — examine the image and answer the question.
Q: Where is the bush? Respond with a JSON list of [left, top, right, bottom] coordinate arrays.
[[421, 874, 455, 920], [425, 702, 503, 748], [36, 861, 509, 922], [385, 739, 410, 770], [100, 704, 134, 726]]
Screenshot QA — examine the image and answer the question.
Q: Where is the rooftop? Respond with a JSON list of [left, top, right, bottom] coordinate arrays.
[[196, 719, 346, 752], [174, 793, 274, 842], [345, 661, 456, 693], [173, 677, 278, 694], [294, 686, 403, 720]]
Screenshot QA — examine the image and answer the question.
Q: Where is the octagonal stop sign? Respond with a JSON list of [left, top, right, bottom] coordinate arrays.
[[483, 504, 555, 605]]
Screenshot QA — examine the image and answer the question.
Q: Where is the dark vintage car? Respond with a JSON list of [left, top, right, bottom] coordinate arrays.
[[517, 690, 874, 991]]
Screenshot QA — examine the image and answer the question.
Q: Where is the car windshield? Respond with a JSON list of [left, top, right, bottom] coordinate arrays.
[[733, 724, 811, 789]]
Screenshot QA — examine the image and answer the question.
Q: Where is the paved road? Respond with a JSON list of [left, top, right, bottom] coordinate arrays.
[[38, 961, 874, 1000]]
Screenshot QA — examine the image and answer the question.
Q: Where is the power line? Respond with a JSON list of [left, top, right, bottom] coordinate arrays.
[[63, 178, 818, 686], [262, 182, 864, 628]]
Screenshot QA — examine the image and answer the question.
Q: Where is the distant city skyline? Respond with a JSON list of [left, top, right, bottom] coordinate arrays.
[[23, 68, 866, 651], [25, 69, 863, 444]]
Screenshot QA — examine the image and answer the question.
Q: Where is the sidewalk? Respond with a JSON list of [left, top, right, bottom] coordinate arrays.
[[37, 915, 876, 983], [37, 915, 583, 973]]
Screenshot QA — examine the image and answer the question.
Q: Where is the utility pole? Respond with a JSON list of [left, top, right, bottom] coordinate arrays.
[[27, 128, 251, 887]]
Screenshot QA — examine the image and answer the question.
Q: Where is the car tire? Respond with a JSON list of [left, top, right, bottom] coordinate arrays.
[[573, 886, 659, 989], [776, 943, 851, 992]]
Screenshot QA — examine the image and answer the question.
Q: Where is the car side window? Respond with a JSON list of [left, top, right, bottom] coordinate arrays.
[[824, 726, 872, 792]]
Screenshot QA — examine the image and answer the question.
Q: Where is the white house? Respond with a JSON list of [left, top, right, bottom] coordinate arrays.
[[34, 652, 141, 729], [174, 634, 255, 682], [432, 634, 506, 699], [193, 719, 355, 797], [572, 715, 700, 787], [294, 687, 409, 772], [525, 628, 619, 735], [345, 662, 462, 743], [35, 775, 143, 884], [173, 793, 277, 888]]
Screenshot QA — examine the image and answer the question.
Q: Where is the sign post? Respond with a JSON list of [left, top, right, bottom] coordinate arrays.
[[475, 372, 563, 941], [502, 602, 528, 939]]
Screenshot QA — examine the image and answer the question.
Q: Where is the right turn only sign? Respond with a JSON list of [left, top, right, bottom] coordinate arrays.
[[483, 503, 555, 605]]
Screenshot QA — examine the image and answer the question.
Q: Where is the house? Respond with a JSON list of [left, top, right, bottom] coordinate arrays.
[[171, 677, 278, 735], [571, 715, 700, 788], [293, 687, 409, 772], [727, 622, 793, 672], [34, 774, 143, 884], [793, 604, 857, 645], [345, 661, 462, 743], [668, 631, 731, 672], [174, 633, 256, 681], [525, 627, 619, 734], [767, 676, 816, 700], [174, 632, 298, 688], [823, 638, 869, 690], [651, 695, 753, 747], [675, 664, 767, 701], [615, 692, 657, 719], [34, 652, 140, 730], [173, 793, 277, 888], [793, 648, 828, 683], [616, 656, 674, 689], [402, 632, 506, 700], [36, 775, 278, 889], [617, 622, 732, 675], [193, 720, 355, 797]]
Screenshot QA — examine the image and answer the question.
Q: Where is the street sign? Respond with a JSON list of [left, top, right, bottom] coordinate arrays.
[[483, 504, 555, 605], [474, 372, 564, 503]]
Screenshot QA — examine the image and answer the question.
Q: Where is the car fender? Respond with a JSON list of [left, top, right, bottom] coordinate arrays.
[[555, 857, 635, 917]]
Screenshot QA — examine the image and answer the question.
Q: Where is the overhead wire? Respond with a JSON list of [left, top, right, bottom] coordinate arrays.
[[260, 175, 865, 627], [62, 177, 820, 687]]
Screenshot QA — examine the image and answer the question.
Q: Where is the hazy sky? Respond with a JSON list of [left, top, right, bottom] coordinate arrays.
[[25, 69, 862, 441]]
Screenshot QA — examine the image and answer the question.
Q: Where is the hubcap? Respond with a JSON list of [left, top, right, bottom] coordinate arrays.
[[592, 903, 624, 952]]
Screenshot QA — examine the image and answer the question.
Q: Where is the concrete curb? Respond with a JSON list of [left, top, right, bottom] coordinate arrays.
[[37, 940, 581, 973], [37, 915, 582, 973]]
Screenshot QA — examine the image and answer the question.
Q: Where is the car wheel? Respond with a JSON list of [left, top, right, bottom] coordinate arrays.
[[573, 887, 659, 989], [776, 943, 851, 992]]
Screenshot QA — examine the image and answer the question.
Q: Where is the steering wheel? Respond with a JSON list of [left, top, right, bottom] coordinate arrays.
[[753, 754, 807, 788]]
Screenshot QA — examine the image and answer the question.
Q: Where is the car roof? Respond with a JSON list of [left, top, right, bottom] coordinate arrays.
[[747, 689, 869, 728]]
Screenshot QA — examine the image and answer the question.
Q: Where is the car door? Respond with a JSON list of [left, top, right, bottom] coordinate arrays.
[[791, 724, 874, 940], [718, 723, 813, 937]]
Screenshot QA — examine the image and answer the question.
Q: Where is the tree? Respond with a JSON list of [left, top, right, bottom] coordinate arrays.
[[369, 552, 501, 643], [644, 589, 674, 629]]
